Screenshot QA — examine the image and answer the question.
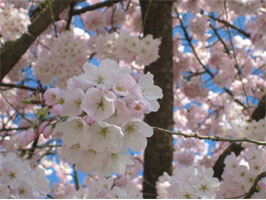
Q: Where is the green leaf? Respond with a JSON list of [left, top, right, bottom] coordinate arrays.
[[36, 107, 49, 118], [22, 99, 31, 104]]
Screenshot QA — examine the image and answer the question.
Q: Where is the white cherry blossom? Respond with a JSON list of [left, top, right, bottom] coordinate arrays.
[[81, 88, 116, 121], [101, 152, 134, 177], [54, 117, 90, 149], [122, 119, 153, 151], [61, 89, 85, 117], [89, 121, 124, 153]]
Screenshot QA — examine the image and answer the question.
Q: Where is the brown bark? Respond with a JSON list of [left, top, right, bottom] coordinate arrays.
[[0, 0, 75, 81], [139, 0, 174, 198]]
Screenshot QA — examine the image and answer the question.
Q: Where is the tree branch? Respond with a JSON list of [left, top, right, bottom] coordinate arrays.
[[213, 94, 266, 180], [0, 127, 30, 132], [153, 127, 266, 146], [244, 171, 266, 199], [0, 0, 75, 81], [72, 0, 124, 15], [0, 83, 44, 92], [213, 143, 244, 180], [175, 9, 214, 78], [208, 14, 250, 38], [66, 2, 76, 30], [176, 10, 247, 109]]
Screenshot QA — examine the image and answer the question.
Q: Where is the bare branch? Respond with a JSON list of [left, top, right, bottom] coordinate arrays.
[[66, 2, 76, 30], [72, 0, 124, 15], [208, 14, 250, 38], [0, 127, 30, 132], [153, 127, 266, 146], [175, 9, 214, 77], [0, 83, 44, 92]]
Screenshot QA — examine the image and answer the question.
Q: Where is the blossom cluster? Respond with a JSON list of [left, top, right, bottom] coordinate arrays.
[[43, 58, 163, 176], [0, 2, 30, 41], [42, 153, 143, 198], [32, 28, 89, 87], [0, 152, 50, 198], [81, 7, 125, 31], [231, 117, 266, 141], [189, 14, 209, 41], [91, 32, 161, 66], [157, 166, 220, 199], [66, 174, 142, 198], [217, 146, 266, 198]]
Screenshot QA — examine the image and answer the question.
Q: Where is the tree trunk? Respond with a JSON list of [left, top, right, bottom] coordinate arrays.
[[139, 1, 174, 198]]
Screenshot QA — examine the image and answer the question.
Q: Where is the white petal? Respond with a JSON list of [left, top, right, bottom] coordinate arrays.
[[139, 72, 154, 88]]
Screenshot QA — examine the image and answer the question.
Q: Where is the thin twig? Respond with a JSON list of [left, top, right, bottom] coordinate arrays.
[[0, 127, 30, 132], [0, 83, 44, 92], [175, 9, 214, 77], [27, 135, 40, 159], [47, 194, 55, 199], [208, 15, 250, 38], [153, 127, 266, 146], [48, 0, 58, 37], [209, 23, 230, 55], [73, 0, 124, 15], [73, 164, 80, 191], [176, 9, 246, 109], [223, 1, 250, 115], [0, 91, 32, 124], [66, 2, 76, 30], [141, 0, 152, 36], [19, 144, 62, 152]]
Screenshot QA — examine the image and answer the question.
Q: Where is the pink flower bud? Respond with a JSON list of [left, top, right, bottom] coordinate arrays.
[[43, 125, 53, 139], [51, 104, 63, 115], [18, 131, 28, 146], [85, 115, 95, 124], [38, 121, 49, 134], [26, 129, 36, 144]]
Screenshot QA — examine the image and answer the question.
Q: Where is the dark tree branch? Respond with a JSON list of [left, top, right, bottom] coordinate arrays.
[[0, 83, 44, 92], [213, 143, 244, 180], [176, 9, 214, 78], [0, 0, 76, 81], [213, 94, 266, 180], [176, 10, 247, 110], [72, 0, 124, 15], [0, 127, 30, 132], [66, 2, 76, 30], [244, 171, 266, 198], [27, 135, 39, 159], [208, 14, 250, 38], [251, 94, 266, 121], [209, 23, 230, 55]]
